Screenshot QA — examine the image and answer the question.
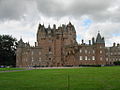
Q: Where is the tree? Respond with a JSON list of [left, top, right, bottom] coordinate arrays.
[[0, 35, 18, 67], [113, 61, 120, 65]]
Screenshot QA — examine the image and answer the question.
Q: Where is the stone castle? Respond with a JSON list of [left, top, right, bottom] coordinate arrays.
[[16, 22, 120, 67]]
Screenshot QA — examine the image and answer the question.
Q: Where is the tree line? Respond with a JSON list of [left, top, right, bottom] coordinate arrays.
[[0, 35, 18, 67]]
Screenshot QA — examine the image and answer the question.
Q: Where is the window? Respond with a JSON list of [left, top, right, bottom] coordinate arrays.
[[79, 49, 82, 53], [80, 56, 82, 60], [56, 36, 59, 39], [49, 47, 51, 52], [100, 57, 103, 61], [48, 39, 52, 42], [39, 57, 41, 62], [85, 56, 87, 60], [48, 30, 51, 34], [111, 53, 113, 55], [31, 51, 34, 55], [49, 58, 51, 60], [39, 57, 41, 60], [88, 57, 90, 60], [49, 47, 52, 54], [85, 50, 87, 54], [88, 51, 91, 54], [92, 56, 95, 60], [39, 51, 41, 55], [119, 52, 120, 55], [93, 50, 95, 54], [32, 57, 34, 62], [106, 53, 108, 55], [100, 50, 102, 54], [106, 58, 108, 61], [48, 35, 51, 38]]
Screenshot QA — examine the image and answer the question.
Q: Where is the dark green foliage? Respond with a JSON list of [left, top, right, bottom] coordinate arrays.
[[0, 68, 24, 71], [0, 35, 17, 66], [114, 61, 120, 65]]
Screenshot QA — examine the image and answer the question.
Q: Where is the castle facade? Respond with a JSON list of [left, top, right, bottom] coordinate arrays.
[[16, 22, 120, 67]]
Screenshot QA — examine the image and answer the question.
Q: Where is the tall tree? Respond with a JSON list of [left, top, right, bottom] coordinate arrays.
[[0, 35, 17, 67]]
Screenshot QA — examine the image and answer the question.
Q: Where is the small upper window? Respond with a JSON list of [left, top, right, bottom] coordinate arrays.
[[80, 56, 82, 60], [79, 49, 82, 53], [85, 50, 87, 54], [100, 50, 102, 54]]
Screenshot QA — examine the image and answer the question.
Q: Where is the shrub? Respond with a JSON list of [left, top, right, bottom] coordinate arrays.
[[113, 61, 120, 65]]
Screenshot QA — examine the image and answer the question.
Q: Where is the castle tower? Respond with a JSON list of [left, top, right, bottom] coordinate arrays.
[[95, 32, 106, 65], [37, 24, 46, 46], [16, 38, 24, 67], [63, 22, 77, 45], [35, 22, 78, 67]]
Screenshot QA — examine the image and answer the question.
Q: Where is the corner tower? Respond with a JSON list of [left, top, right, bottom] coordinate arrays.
[[95, 32, 106, 65]]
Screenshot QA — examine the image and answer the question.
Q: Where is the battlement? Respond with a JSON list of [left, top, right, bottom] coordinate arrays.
[[36, 22, 77, 46], [37, 22, 76, 36]]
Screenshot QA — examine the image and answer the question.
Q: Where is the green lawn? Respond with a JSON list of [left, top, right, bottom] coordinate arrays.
[[0, 68, 24, 71], [0, 66, 120, 90]]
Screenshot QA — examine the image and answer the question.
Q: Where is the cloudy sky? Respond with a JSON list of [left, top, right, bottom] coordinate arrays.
[[0, 0, 120, 46]]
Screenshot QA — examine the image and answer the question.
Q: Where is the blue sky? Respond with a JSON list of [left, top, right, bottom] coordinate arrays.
[[82, 19, 93, 29]]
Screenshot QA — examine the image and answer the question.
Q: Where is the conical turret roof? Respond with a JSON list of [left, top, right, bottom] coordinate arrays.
[[96, 32, 105, 44]]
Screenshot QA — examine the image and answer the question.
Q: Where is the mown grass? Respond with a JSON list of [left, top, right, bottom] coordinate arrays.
[[0, 66, 120, 90], [0, 68, 24, 71]]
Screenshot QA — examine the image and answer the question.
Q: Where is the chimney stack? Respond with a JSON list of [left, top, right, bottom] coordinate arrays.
[[89, 40, 91, 45], [53, 24, 56, 29], [117, 43, 119, 47], [82, 39, 84, 44], [92, 37, 95, 44], [113, 42, 116, 47]]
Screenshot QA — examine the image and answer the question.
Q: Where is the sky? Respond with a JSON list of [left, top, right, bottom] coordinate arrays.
[[0, 0, 120, 46]]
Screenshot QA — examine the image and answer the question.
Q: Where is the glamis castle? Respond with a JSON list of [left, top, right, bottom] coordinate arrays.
[[16, 22, 120, 67]]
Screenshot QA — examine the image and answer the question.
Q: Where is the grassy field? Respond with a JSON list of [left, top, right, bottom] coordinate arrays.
[[0, 68, 24, 71], [0, 66, 120, 90]]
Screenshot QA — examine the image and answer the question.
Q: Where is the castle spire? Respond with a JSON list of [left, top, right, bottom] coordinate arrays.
[[48, 24, 51, 29], [96, 32, 104, 44], [38, 23, 41, 29], [19, 37, 23, 42], [98, 30, 100, 33], [68, 21, 72, 26]]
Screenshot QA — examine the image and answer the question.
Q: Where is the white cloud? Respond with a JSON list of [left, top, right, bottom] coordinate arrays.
[[0, 0, 120, 47], [0, 20, 38, 45]]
